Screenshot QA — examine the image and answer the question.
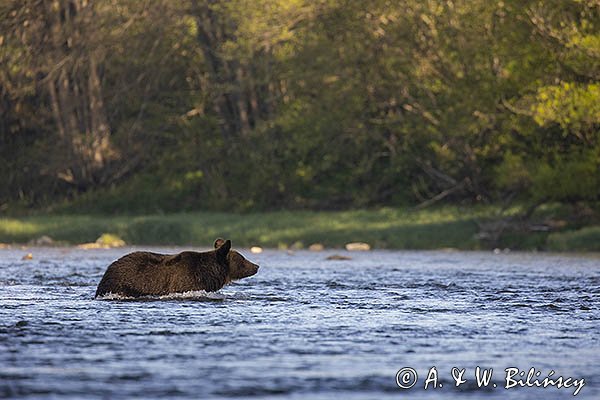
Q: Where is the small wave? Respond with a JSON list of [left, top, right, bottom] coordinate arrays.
[[95, 290, 226, 301], [425, 280, 463, 291], [326, 280, 348, 289], [537, 303, 565, 311], [158, 290, 225, 300], [95, 292, 136, 301]]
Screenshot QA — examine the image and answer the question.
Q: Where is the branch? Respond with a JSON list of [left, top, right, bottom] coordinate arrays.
[[413, 179, 467, 210], [416, 159, 457, 186], [500, 97, 534, 117]]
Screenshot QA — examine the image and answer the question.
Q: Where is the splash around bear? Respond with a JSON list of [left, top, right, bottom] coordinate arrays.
[[95, 238, 259, 298]]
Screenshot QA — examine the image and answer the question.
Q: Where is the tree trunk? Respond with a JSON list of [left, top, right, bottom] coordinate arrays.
[[191, 0, 274, 138], [43, 0, 115, 188]]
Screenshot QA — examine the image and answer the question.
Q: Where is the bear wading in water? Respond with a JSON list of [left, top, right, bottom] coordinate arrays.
[[95, 238, 259, 298]]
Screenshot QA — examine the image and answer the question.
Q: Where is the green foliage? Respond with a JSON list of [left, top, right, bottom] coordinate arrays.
[[95, 233, 125, 247], [532, 153, 600, 201], [495, 153, 532, 193], [1, 0, 599, 214], [533, 83, 600, 132], [547, 226, 600, 251]]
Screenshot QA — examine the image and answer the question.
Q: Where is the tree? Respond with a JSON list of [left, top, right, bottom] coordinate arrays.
[[497, 0, 600, 204]]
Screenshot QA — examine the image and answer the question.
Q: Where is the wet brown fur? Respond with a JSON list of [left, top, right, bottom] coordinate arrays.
[[95, 239, 259, 298]]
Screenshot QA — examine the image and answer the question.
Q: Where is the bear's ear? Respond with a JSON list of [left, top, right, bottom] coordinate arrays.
[[214, 238, 225, 249], [216, 239, 231, 259]]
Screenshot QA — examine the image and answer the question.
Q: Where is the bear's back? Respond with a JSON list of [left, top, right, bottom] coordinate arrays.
[[109, 251, 165, 271]]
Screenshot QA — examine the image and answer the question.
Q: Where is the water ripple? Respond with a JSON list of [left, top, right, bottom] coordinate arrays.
[[0, 248, 598, 399]]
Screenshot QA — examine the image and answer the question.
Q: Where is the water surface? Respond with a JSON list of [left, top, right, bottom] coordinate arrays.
[[1, 247, 599, 399]]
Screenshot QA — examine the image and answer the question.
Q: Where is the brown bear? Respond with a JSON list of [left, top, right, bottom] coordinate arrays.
[[95, 238, 259, 298]]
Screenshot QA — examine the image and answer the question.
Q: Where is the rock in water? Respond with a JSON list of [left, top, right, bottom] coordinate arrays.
[[345, 242, 371, 251], [326, 254, 352, 261], [250, 246, 263, 254], [309, 243, 325, 252]]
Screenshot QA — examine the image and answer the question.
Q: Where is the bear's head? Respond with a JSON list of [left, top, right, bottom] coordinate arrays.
[[214, 238, 260, 282]]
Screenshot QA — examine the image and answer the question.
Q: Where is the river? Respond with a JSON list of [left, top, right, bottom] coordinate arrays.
[[1, 247, 598, 399]]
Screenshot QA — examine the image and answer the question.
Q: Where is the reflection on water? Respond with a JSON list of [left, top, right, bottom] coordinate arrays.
[[0, 247, 599, 399]]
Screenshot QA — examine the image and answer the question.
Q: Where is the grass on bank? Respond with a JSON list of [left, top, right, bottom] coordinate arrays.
[[1, 206, 599, 251]]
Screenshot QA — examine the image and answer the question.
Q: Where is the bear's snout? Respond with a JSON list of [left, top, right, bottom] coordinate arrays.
[[231, 261, 259, 280], [247, 261, 259, 276], [225, 249, 260, 281]]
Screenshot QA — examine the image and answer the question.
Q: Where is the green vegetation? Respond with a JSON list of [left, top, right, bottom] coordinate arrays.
[[547, 227, 600, 252], [0, 206, 598, 251], [0, 1, 598, 244]]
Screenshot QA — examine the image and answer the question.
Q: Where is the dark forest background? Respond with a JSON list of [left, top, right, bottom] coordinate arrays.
[[1, 0, 598, 214]]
